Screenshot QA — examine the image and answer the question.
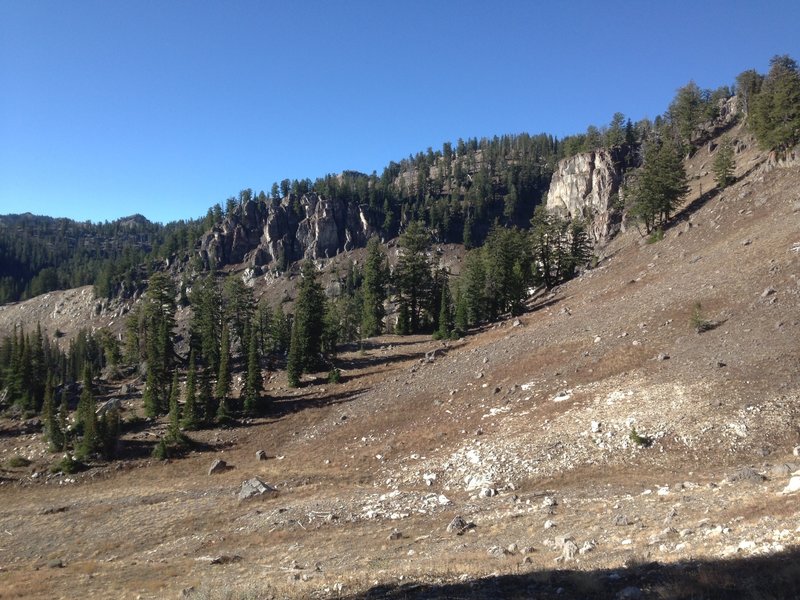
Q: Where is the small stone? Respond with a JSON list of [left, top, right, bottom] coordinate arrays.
[[541, 496, 557, 507], [512, 318, 522, 327], [579, 540, 596, 555], [561, 540, 578, 561], [387, 530, 402, 541], [544, 520, 556, 530], [255, 450, 267, 461], [47, 559, 64, 569], [793, 446, 800, 457], [447, 515, 473, 535], [507, 543, 518, 554], [591, 421, 601, 433], [479, 487, 497, 498], [782, 475, 800, 494], [208, 459, 228, 475], [761, 287, 776, 298], [613, 514, 629, 526], [741, 239, 752, 246], [656, 353, 670, 361]]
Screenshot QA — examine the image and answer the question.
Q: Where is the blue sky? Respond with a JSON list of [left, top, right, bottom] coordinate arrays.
[[1, 1, 798, 224]]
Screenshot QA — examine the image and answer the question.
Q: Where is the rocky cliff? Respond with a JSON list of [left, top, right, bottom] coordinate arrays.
[[198, 194, 378, 270], [545, 145, 639, 244]]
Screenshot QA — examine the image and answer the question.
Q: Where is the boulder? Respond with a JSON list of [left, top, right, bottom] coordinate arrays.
[[208, 459, 229, 475], [238, 477, 278, 501], [446, 515, 474, 535]]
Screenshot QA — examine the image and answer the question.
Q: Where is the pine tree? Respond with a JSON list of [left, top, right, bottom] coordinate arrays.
[[76, 375, 98, 460], [712, 136, 736, 188], [167, 370, 181, 441], [750, 55, 800, 151], [436, 281, 453, 339], [181, 351, 200, 429], [98, 408, 120, 460], [361, 237, 388, 338], [197, 366, 214, 425], [58, 388, 70, 451], [216, 322, 231, 400], [243, 324, 263, 415], [42, 376, 63, 452], [286, 260, 326, 386], [142, 365, 159, 418], [286, 317, 303, 388], [395, 221, 432, 333], [454, 287, 468, 336]]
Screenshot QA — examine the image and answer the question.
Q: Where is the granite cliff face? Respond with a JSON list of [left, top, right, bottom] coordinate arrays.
[[199, 194, 378, 270], [545, 145, 639, 244]]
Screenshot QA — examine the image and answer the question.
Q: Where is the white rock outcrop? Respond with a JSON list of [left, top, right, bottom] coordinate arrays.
[[546, 146, 637, 243]]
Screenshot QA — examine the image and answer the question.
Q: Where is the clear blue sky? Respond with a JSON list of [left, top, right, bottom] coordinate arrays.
[[1, 1, 798, 224]]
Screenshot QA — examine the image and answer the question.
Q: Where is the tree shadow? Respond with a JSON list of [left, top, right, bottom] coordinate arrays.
[[338, 547, 800, 599], [265, 386, 371, 421]]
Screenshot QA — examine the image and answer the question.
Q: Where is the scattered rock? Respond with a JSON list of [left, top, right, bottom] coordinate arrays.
[[656, 353, 670, 361], [423, 473, 437, 486], [781, 473, 800, 494], [446, 515, 474, 535], [238, 477, 278, 501], [544, 520, 556, 530], [726, 467, 765, 484], [387, 530, 403, 541], [255, 450, 267, 461], [479, 488, 497, 498], [561, 539, 579, 561], [579, 540, 596, 555], [208, 459, 229, 475], [591, 421, 602, 433], [512, 318, 522, 327], [761, 287, 776, 298], [613, 514, 629, 526], [541, 496, 557, 508], [46, 559, 64, 569]]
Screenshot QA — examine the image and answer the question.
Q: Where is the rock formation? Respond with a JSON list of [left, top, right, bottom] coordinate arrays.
[[198, 194, 378, 270], [545, 145, 639, 244]]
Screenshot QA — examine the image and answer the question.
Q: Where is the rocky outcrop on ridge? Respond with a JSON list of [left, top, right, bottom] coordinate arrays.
[[545, 145, 639, 244], [198, 194, 379, 270]]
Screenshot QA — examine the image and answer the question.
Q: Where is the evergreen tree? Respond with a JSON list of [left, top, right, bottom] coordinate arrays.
[[453, 287, 468, 336], [42, 376, 63, 452], [98, 408, 120, 460], [216, 322, 231, 401], [76, 375, 98, 460], [286, 260, 326, 386], [58, 388, 69, 451], [181, 351, 200, 429], [243, 324, 263, 415], [712, 136, 736, 188], [167, 370, 181, 441], [625, 135, 689, 233], [142, 366, 159, 418], [435, 280, 454, 339], [222, 275, 255, 350], [361, 237, 388, 338], [750, 55, 800, 151], [394, 221, 432, 333], [669, 81, 705, 144], [197, 366, 214, 425]]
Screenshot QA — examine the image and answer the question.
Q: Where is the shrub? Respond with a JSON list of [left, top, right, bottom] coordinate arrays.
[[50, 455, 83, 474], [646, 228, 664, 244], [629, 427, 652, 448], [327, 368, 342, 384], [691, 302, 713, 333], [7, 455, 31, 468]]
